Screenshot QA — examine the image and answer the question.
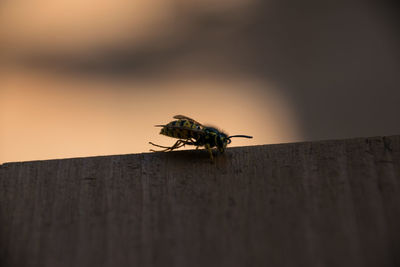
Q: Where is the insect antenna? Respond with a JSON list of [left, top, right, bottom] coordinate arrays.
[[227, 135, 253, 144], [154, 125, 166, 127], [228, 135, 253, 139]]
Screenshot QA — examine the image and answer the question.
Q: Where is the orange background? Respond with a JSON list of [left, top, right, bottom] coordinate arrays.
[[1, 0, 399, 163]]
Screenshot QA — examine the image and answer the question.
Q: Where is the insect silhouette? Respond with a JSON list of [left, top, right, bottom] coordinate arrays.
[[149, 115, 253, 160]]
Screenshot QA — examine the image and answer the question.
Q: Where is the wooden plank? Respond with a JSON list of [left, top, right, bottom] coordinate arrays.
[[1, 136, 400, 267]]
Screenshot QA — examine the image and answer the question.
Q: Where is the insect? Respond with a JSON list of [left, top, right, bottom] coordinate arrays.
[[149, 115, 253, 160]]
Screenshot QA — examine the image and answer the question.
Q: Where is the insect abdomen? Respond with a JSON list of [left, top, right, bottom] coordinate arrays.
[[160, 119, 201, 139]]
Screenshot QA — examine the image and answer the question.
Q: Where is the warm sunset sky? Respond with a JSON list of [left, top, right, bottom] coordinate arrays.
[[1, 0, 399, 163]]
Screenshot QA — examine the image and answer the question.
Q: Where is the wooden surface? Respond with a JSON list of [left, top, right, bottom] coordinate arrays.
[[1, 136, 400, 267]]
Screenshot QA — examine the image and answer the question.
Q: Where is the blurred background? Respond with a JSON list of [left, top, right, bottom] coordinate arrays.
[[0, 0, 399, 163]]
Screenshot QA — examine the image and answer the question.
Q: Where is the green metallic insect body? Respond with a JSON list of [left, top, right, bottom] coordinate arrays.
[[149, 115, 253, 160]]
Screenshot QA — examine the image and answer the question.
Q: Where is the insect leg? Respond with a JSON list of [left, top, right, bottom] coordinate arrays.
[[171, 139, 196, 150], [149, 141, 181, 152], [149, 140, 188, 152], [205, 143, 213, 160], [169, 140, 188, 151], [149, 142, 173, 150]]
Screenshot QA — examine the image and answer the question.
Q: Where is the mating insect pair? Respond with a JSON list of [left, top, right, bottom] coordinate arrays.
[[149, 115, 253, 160]]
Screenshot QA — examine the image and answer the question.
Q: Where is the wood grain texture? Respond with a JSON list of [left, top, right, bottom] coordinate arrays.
[[1, 136, 400, 267]]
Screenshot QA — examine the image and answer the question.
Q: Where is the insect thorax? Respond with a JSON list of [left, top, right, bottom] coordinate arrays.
[[198, 127, 229, 151]]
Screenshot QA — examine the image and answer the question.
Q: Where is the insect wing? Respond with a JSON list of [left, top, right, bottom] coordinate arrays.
[[163, 124, 204, 135], [173, 115, 203, 126]]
